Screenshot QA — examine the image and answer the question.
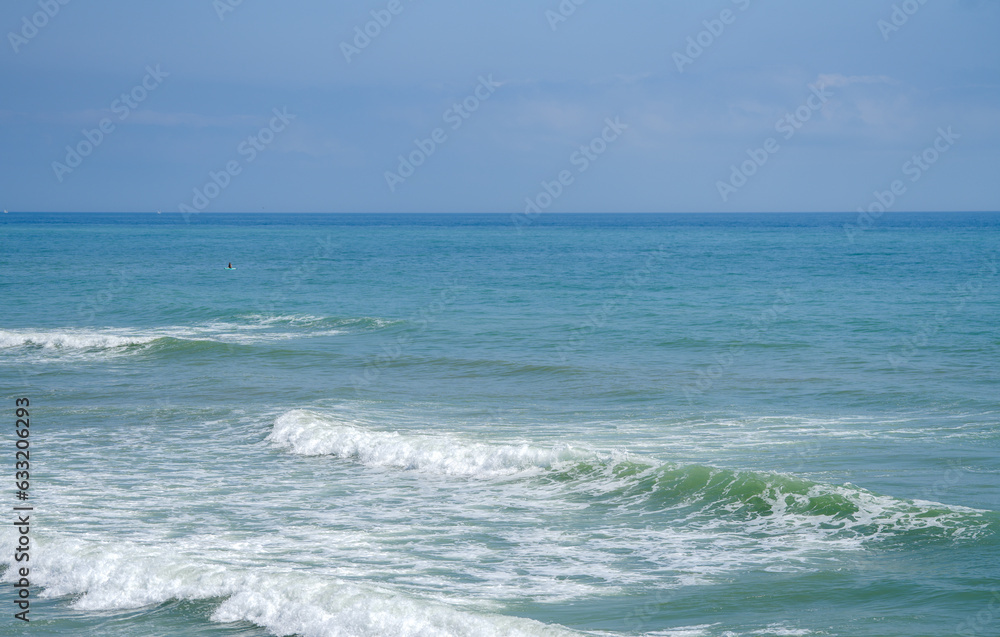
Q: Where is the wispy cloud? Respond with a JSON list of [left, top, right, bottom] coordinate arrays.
[[35, 110, 262, 128], [816, 74, 898, 89], [125, 111, 261, 128]]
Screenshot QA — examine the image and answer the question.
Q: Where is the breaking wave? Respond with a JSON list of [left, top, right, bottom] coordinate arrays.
[[270, 410, 998, 544], [0, 315, 392, 359]]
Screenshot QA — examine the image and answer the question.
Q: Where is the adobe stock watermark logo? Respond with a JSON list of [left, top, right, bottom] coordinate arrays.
[[554, 246, 669, 362], [917, 458, 969, 503], [545, 0, 587, 31], [843, 126, 959, 243], [512, 116, 628, 230], [52, 65, 169, 183], [76, 268, 137, 324], [177, 107, 295, 221], [249, 235, 338, 317], [350, 279, 467, 395], [682, 289, 794, 403], [384, 75, 501, 192], [878, 0, 931, 42], [341, 0, 415, 63], [956, 590, 1000, 637], [673, 0, 752, 73], [716, 81, 833, 202], [212, 0, 246, 21], [7, 0, 71, 54], [886, 257, 996, 370], [623, 589, 678, 634]]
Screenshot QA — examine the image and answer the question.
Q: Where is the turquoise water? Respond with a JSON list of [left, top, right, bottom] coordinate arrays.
[[1, 212, 998, 636]]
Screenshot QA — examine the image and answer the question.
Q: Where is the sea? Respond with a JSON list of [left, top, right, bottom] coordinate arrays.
[[1, 212, 998, 637]]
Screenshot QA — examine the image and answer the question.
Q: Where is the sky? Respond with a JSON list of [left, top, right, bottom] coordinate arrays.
[[1, 0, 998, 213]]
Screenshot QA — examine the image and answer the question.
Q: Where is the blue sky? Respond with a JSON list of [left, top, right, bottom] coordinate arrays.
[[1, 0, 998, 213]]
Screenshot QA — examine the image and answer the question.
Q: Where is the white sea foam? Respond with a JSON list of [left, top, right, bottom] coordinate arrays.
[[231, 313, 331, 326], [0, 533, 579, 637], [6, 409, 990, 634], [230, 313, 397, 329], [0, 329, 159, 350], [268, 410, 992, 572], [212, 583, 577, 637], [646, 626, 719, 637], [270, 411, 990, 533], [0, 315, 378, 359], [268, 409, 596, 477], [752, 626, 814, 636], [645, 623, 814, 637]]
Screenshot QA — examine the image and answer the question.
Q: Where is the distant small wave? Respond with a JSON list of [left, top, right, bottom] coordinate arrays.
[[0, 329, 160, 350], [225, 313, 399, 331], [0, 314, 392, 360]]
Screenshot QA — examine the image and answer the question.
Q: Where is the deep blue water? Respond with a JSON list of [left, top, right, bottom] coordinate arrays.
[[1, 213, 998, 637]]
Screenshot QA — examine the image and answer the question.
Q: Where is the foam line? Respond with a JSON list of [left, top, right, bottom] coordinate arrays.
[[268, 410, 593, 477]]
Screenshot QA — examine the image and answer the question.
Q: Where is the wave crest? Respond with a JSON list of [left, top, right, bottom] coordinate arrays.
[[0, 329, 158, 350], [269, 410, 996, 542], [0, 314, 389, 359], [268, 410, 595, 477]]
